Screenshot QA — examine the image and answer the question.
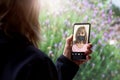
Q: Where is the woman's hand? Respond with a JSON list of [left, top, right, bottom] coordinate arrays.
[[63, 35, 92, 66]]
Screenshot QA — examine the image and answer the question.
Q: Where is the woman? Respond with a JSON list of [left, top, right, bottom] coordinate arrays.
[[0, 0, 92, 80], [72, 26, 88, 52]]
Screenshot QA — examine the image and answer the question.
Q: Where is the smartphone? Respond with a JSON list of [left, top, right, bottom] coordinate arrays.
[[71, 23, 91, 60]]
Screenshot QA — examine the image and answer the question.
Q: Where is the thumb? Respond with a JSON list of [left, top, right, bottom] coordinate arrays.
[[66, 35, 73, 45]]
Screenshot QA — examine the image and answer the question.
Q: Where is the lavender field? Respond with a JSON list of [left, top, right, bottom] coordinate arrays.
[[39, 0, 120, 80]]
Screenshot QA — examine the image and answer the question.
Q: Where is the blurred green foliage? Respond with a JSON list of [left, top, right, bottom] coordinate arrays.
[[112, 4, 120, 16], [39, 0, 120, 80]]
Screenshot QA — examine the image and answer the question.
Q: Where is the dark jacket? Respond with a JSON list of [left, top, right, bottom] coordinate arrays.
[[0, 30, 79, 80]]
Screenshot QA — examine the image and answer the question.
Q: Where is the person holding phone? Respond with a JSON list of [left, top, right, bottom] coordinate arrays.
[[0, 0, 92, 80]]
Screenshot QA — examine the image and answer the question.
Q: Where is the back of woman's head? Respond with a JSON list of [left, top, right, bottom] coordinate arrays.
[[0, 0, 41, 47]]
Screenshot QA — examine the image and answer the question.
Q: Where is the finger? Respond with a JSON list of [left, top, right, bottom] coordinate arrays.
[[66, 35, 73, 45], [86, 55, 91, 60], [87, 43, 92, 49], [81, 55, 91, 62], [73, 55, 91, 65], [65, 35, 73, 48], [85, 49, 92, 55], [73, 60, 85, 65]]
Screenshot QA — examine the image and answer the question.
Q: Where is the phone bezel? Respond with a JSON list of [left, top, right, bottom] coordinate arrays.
[[71, 23, 91, 60]]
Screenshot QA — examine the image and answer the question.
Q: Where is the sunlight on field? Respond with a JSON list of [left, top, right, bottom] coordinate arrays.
[[40, 0, 65, 14]]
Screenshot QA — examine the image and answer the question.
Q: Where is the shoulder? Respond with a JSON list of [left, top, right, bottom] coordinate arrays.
[[11, 44, 53, 72], [23, 45, 54, 69], [15, 45, 58, 80], [24, 45, 51, 63]]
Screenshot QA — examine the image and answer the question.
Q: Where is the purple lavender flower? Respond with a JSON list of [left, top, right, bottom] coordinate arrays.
[[62, 31, 69, 38], [107, 17, 112, 23], [101, 22, 106, 26], [107, 31, 114, 39], [54, 43, 58, 48], [92, 44, 97, 51], [64, 19, 71, 27], [101, 12, 106, 18], [103, 32, 109, 41], [103, 37, 108, 42], [83, 15, 88, 21], [82, 0, 90, 8], [97, 27, 101, 32], [109, 9, 113, 16], [44, 19, 50, 27], [71, 4, 77, 11], [91, 31, 97, 38], [98, 39, 102, 45], [81, 9, 85, 13], [91, 4, 95, 9], [98, 3, 103, 8], [58, 42, 63, 49], [93, 8, 98, 17]]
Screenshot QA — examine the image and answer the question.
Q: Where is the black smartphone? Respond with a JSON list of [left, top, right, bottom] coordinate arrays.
[[71, 23, 91, 60]]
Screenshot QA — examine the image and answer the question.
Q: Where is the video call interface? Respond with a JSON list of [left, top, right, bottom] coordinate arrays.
[[72, 24, 90, 52]]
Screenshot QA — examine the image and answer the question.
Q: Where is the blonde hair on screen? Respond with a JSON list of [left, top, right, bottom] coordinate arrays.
[[75, 26, 87, 44]]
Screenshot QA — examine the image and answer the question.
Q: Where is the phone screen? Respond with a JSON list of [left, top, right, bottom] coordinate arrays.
[[71, 23, 91, 60]]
